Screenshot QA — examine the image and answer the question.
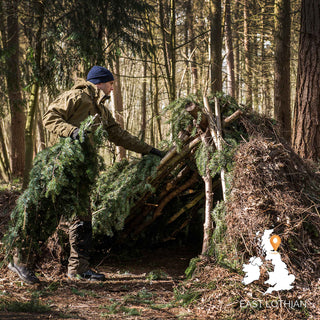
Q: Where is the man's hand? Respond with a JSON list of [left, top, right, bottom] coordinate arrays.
[[71, 128, 91, 142], [149, 147, 166, 158], [71, 128, 80, 140]]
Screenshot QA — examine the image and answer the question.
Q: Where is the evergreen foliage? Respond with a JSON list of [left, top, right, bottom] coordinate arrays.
[[164, 93, 245, 152], [2, 116, 106, 262], [91, 154, 161, 236], [208, 139, 239, 177], [185, 257, 201, 280], [163, 95, 198, 150], [194, 142, 213, 177], [63, 0, 154, 66], [208, 201, 234, 267]]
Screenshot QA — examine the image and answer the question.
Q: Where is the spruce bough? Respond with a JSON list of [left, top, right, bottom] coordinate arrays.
[[91, 154, 161, 237], [2, 116, 106, 263]]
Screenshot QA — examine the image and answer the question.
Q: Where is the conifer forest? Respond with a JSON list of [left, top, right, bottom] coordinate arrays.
[[0, 0, 320, 319]]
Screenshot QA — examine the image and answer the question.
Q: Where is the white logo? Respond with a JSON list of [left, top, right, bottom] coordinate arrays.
[[242, 229, 295, 295]]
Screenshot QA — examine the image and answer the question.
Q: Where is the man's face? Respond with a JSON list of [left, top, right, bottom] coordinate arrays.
[[96, 81, 114, 96]]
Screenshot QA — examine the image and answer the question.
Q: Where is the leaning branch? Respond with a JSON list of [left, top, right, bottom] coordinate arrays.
[[133, 171, 200, 236]]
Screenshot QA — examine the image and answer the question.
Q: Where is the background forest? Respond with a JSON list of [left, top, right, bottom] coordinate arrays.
[[1, 0, 319, 186], [1, 1, 320, 319]]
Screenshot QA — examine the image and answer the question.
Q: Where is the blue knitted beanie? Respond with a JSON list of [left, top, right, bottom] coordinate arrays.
[[86, 66, 114, 84]]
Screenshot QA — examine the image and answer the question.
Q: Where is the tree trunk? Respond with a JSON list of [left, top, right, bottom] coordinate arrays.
[[150, 63, 155, 145], [186, 0, 198, 94], [23, 82, 40, 188], [37, 92, 46, 151], [252, 27, 259, 110], [292, 0, 320, 161], [274, 0, 291, 142], [210, 0, 222, 93], [169, 0, 176, 102], [23, 0, 44, 188], [159, 0, 172, 102], [261, 2, 273, 117], [243, 0, 252, 106], [233, 0, 240, 101], [114, 55, 126, 159], [184, 1, 191, 95], [225, 0, 235, 97], [0, 122, 11, 181], [200, 132, 214, 255], [141, 57, 147, 142], [3, 0, 25, 178], [153, 55, 162, 141]]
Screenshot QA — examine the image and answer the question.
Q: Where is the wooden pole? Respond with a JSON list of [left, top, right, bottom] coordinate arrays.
[[200, 131, 214, 255], [185, 101, 242, 131], [203, 96, 227, 201], [214, 97, 227, 200], [167, 191, 205, 224]]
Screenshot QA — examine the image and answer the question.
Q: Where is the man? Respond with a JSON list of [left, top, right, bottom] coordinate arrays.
[[8, 66, 164, 284]]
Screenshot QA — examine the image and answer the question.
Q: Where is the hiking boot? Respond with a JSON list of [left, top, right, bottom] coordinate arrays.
[[68, 269, 106, 281], [8, 262, 40, 285]]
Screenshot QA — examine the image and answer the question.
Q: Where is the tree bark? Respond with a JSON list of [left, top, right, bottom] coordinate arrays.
[[261, 2, 273, 117], [153, 55, 162, 141], [225, 0, 236, 97], [184, 1, 191, 95], [292, 0, 320, 161], [186, 0, 198, 94], [3, 0, 25, 178], [169, 0, 176, 101], [143, 11, 162, 142], [37, 92, 46, 151], [141, 57, 147, 142], [243, 0, 252, 106], [200, 132, 214, 255], [233, 0, 240, 101], [23, 0, 44, 188], [159, 0, 175, 102], [210, 0, 222, 93], [114, 55, 126, 159], [0, 122, 11, 181], [274, 0, 291, 142], [204, 96, 227, 200], [23, 82, 40, 188]]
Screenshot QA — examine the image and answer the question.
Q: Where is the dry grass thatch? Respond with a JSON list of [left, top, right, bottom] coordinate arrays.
[[226, 115, 320, 282]]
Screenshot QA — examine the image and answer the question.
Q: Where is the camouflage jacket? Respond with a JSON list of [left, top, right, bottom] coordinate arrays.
[[43, 79, 152, 154]]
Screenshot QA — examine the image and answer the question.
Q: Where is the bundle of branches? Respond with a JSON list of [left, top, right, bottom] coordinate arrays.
[[225, 115, 320, 281], [91, 154, 161, 237], [1, 116, 106, 263]]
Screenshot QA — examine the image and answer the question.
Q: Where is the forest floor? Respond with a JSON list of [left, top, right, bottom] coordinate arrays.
[[1, 188, 319, 320], [0, 188, 200, 320]]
